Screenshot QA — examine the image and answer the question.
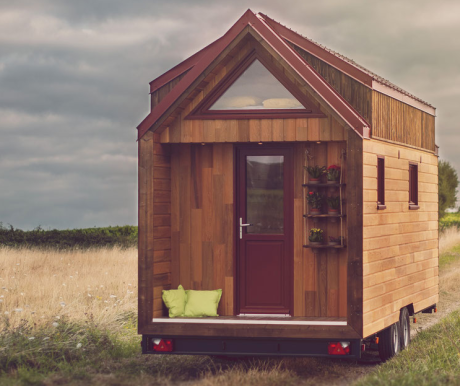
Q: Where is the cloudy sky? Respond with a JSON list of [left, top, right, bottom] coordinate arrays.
[[1, 0, 459, 230]]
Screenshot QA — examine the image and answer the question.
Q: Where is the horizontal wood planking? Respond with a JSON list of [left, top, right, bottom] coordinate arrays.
[[372, 91, 435, 152], [362, 138, 438, 338], [143, 321, 361, 339]]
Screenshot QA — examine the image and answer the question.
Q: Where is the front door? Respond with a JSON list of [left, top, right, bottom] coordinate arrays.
[[236, 146, 293, 315]]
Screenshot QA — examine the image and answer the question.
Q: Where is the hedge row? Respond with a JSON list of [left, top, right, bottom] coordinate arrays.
[[0, 224, 138, 249], [440, 213, 460, 232]]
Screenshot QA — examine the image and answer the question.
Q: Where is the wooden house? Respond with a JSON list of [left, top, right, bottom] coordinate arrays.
[[137, 10, 438, 359]]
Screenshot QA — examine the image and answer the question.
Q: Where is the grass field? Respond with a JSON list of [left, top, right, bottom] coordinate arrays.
[[0, 227, 459, 385]]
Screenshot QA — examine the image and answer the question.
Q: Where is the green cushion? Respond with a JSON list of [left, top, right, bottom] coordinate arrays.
[[184, 289, 222, 317], [162, 285, 186, 318]]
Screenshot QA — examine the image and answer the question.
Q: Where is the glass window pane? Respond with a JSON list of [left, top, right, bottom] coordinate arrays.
[[210, 60, 303, 110], [246, 155, 284, 234]]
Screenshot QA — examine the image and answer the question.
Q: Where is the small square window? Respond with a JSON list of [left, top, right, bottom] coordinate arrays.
[[377, 157, 386, 210], [409, 163, 419, 209]]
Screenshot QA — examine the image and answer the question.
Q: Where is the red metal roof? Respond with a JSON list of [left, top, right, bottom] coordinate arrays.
[[140, 10, 404, 139], [259, 13, 435, 111]]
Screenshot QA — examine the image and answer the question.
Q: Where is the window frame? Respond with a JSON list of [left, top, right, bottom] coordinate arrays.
[[185, 49, 326, 120], [377, 156, 386, 210], [409, 162, 419, 210]]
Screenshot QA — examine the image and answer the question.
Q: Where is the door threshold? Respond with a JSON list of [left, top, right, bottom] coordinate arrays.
[[238, 314, 291, 317]]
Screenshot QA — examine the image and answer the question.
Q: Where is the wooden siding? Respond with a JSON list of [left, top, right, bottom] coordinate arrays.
[[346, 132, 364, 336], [291, 44, 372, 125], [150, 71, 190, 111], [170, 143, 235, 316], [138, 131, 172, 326], [139, 82, 174, 324], [166, 140, 348, 318], [362, 139, 438, 338], [372, 91, 436, 152], [299, 141, 348, 318]]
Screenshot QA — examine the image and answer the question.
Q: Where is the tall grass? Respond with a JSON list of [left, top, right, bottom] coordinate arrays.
[[0, 246, 137, 329]]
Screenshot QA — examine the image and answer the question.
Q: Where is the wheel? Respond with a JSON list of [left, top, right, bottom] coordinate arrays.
[[378, 322, 401, 361], [399, 307, 411, 350]]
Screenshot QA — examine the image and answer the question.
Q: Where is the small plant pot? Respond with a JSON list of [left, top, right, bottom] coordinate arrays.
[[310, 208, 321, 215], [328, 208, 339, 216], [309, 178, 320, 184], [327, 179, 339, 185], [328, 241, 339, 247], [309, 241, 322, 247]]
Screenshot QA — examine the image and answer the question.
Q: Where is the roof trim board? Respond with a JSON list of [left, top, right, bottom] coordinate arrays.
[[372, 81, 436, 116], [138, 9, 370, 139]]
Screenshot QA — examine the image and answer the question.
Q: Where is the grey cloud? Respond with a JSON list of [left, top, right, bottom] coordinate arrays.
[[1, 0, 459, 230]]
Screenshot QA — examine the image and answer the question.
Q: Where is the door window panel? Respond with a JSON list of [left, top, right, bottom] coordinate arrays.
[[246, 155, 284, 234]]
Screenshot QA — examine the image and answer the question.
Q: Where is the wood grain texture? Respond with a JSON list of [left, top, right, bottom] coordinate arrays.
[[346, 131, 364, 336], [362, 138, 438, 338], [139, 132, 172, 333], [144, 319, 360, 339], [299, 141, 348, 318], [170, 143, 234, 315], [372, 91, 435, 152], [291, 44, 372, 125]]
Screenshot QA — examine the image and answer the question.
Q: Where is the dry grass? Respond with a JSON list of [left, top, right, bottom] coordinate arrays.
[[440, 226, 460, 254], [0, 246, 137, 330]]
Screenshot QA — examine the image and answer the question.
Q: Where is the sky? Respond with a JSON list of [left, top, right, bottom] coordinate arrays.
[[1, 0, 459, 230]]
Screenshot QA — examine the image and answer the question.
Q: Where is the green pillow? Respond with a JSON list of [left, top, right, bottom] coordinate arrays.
[[162, 285, 186, 318], [184, 289, 222, 317]]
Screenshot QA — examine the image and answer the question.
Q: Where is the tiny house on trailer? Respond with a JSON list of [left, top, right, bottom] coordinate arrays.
[[137, 10, 438, 360]]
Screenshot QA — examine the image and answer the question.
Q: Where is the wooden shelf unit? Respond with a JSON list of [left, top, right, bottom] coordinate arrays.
[[302, 183, 346, 188], [303, 149, 346, 250]]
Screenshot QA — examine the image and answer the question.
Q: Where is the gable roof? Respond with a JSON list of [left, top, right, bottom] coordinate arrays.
[[138, 10, 432, 139]]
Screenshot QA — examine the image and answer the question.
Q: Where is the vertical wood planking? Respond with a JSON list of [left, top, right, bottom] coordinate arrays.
[[293, 143, 305, 316], [169, 143, 234, 315], [347, 131, 364, 336], [372, 91, 435, 152]]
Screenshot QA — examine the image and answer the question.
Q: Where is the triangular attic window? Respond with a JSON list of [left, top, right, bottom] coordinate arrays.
[[210, 60, 303, 110], [186, 50, 324, 120]]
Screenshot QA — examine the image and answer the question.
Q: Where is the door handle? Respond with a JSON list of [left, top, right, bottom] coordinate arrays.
[[239, 218, 253, 239]]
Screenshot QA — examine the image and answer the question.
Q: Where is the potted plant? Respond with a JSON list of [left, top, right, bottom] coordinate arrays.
[[326, 165, 341, 184], [326, 196, 341, 215], [306, 165, 326, 184], [309, 228, 323, 246], [306, 191, 324, 214], [328, 236, 342, 246]]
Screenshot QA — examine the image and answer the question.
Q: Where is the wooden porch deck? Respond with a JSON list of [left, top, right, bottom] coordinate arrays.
[[145, 316, 359, 339], [152, 316, 347, 326]]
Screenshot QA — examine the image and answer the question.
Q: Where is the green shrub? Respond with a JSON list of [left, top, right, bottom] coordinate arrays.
[[0, 223, 137, 250], [440, 213, 460, 232]]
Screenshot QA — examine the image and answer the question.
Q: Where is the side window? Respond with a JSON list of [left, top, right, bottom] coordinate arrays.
[[409, 163, 419, 209], [377, 156, 386, 210]]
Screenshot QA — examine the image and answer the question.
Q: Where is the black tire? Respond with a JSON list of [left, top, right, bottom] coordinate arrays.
[[399, 307, 411, 350], [378, 322, 401, 361]]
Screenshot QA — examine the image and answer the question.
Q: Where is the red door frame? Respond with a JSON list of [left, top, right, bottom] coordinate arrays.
[[234, 144, 294, 315]]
